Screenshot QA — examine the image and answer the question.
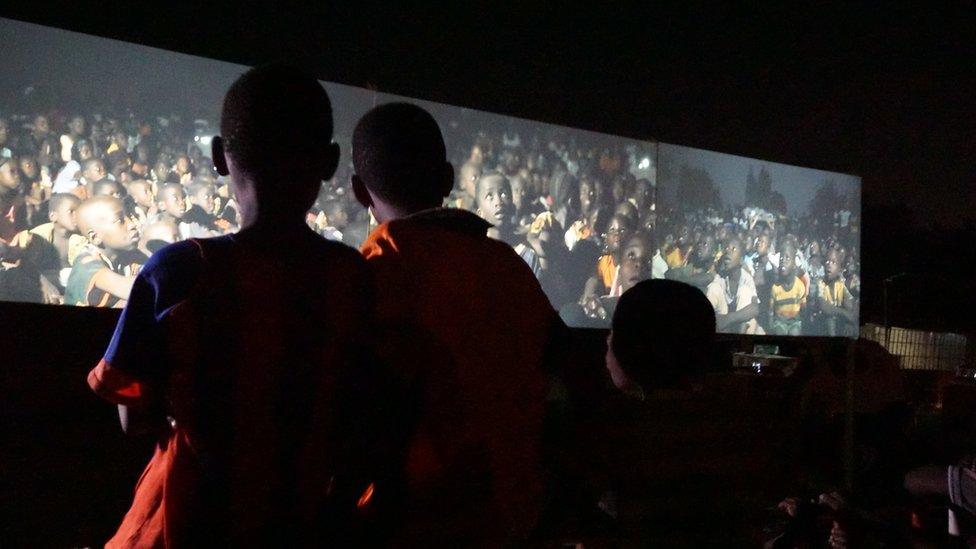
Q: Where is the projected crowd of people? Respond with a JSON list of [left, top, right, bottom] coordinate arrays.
[[0, 105, 857, 336], [0, 112, 238, 306], [651, 201, 860, 337]]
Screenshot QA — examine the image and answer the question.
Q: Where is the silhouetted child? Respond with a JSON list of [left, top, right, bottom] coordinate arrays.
[[64, 196, 141, 307], [86, 65, 377, 547], [352, 102, 564, 545], [603, 279, 730, 544]]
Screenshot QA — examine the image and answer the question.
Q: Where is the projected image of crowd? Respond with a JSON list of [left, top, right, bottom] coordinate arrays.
[[0, 108, 857, 335], [650, 161, 860, 337]]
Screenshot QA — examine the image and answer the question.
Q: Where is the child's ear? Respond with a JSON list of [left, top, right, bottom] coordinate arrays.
[[48, 210, 57, 223], [87, 229, 101, 247], [211, 136, 229, 176], [351, 175, 372, 209]]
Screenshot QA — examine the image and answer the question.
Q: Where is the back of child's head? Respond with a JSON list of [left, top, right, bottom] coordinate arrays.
[[352, 102, 449, 211], [611, 279, 716, 390], [92, 177, 122, 198], [186, 177, 213, 198], [220, 63, 334, 186]]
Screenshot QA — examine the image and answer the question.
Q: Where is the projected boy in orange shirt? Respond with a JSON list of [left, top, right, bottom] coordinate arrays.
[[769, 244, 806, 335]]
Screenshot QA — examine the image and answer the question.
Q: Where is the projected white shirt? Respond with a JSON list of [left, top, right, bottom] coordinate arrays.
[[705, 267, 763, 334]]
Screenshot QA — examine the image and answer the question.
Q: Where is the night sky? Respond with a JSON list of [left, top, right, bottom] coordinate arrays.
[[1, 3, 973, 325]]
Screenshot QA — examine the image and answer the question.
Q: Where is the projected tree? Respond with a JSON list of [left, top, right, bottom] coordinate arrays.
[[675, 164, 721, 211]]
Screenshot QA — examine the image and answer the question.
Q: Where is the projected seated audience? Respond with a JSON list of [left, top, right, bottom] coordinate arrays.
[[0, 19, 859, 337]]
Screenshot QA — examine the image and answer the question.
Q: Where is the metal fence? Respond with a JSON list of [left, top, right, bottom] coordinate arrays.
[[861, 323, 968, 371]]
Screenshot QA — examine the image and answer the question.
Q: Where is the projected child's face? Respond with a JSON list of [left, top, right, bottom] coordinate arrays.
[[695, 235, 715, 264], [155, 162, 170, 180], [19, 156, 38, 179], [579, 181, 595, 215], [192, 186, 216, 214], [470, 145, 484, 164], [721, 238, 743, 273], [509, 175, 526, 212], [78, 142, 94, 161], [619, 236, 650, 292], [756, 234, 771, 256], [778, 249, 796, 281], [52, 198, 79, 232], [476, 175, 514, 229], [91, 201, 139, 251], [825, 250, 843, 280], [0, 160, 21, 191], [605, 217, 630, 253], [459, 163, 480, 198], [175, 156, 191, 175], [161, 187, 187, 218], [68, 116, 85, 136], [128, 181, 155, 209], [83, 161, 106, 183]]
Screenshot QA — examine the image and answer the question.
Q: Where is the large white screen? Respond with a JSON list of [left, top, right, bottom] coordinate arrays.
[[0, 17, 860, 336]]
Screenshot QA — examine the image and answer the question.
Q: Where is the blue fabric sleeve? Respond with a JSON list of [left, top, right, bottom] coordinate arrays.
[[102, 240, 205, 385]]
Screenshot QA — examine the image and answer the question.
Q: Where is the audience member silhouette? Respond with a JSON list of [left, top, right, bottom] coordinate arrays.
[[86, 64, 378, 547], [352, 102, 566, 545]]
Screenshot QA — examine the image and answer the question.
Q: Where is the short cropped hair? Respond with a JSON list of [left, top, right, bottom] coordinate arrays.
[[220, 64, 333, 178], [186, 177, 214, 197], [352, 102, 446, 209], [49, 193, 80, 212], [92, 177, 121, 196], [475, 170, 509, 196], [611, 279, 716, 390]]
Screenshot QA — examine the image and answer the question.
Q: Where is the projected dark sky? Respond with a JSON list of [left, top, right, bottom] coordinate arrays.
[[1, 4, 969, 230]]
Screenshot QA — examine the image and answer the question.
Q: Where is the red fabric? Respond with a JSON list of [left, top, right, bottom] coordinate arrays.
[[87, 359, 152, 407], [105, 429, 196, 549], [361, 216, 555, 542]]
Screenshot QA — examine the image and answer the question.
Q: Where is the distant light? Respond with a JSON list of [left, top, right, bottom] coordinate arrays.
[[638, 157, 651, 170], [194, 136, 200, 142]]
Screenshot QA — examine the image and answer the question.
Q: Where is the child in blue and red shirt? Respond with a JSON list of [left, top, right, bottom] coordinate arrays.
[[87, 65, 378, 547]]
